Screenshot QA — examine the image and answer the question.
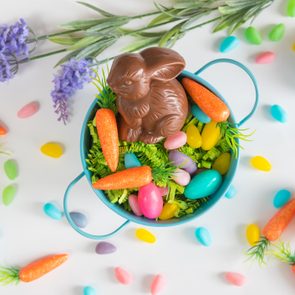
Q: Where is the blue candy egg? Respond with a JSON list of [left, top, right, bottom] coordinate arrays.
[[83, 286, 97, 295], [195, 227, 212, 246], [69, 211, 88, 228], [273, 189, 291, 208], [43, 202, 63, 220], [191, 104, 211, 123], [270, 104, 287, 123], [219, 36, 239, 53], [124, 152, 141, 169], [184, 170, 222, 199], [225, 185, 237, 199]]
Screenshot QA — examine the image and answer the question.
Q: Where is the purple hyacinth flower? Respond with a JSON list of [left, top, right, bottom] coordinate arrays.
[[0, 53, 17, 82], [51, 58, 94, 124]]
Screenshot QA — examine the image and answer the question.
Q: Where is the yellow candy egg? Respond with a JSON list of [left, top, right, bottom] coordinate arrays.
[[212, 152, 231, 175], [246, 224, 260, 246], [186, 124, 202, 148], [159, 203, 179, 220], [250, 156, 272, 172], [201, 121, 221, 151], [135, 228, 156, 243], [40, 142, 64, 158]]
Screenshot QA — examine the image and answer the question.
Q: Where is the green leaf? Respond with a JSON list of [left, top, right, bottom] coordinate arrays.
[[68, 35, 104, 50], [148, 12, 175, 27], [122, 36, 160, 52], [76, 1, 115, 17], [86, 17, 129, 33], [49, 35, 81, 46], [61, 19, 103, 30]]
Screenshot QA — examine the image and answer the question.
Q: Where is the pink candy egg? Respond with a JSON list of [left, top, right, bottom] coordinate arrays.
[[151, 274, 166, 295], [224, 272, 245, 286], [172, 168, 191, 186], [17, 101, 40, 118], [128, 194, 143, 216], [138, 183, 163, 219], [255, 51, 275, 64], [164, 131, 187, 150], [157, 186, 168, 197], [114, 267, 132, 285]]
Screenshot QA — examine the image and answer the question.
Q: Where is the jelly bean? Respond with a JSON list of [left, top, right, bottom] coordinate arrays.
[[219, 36, 239, 53], [246, 224, 260, 246], [168, 151, 197, 174], [268, 23, 285, 41], [41, 142, 63, 158], [69, 211, 88, 228], [244, 27, 262, 45], [287, 0, 295, 16], [224, 272, 245, 286], [2, 184, 17, 206], [151, 274, 166, 295], [4, 159, 18, 180], [164, 131, 187, 150], [195, 227, 212, 246], [95, 241, 117, 254], [270, 104, 287, 123], [43, 202, 63, 220], [17, 101, 40, 118], [250, 156, 272, 172], [0, 123, 8, 136], [83, 286, 96, 295], [172, 168, 191, 186], [128, 194, 143, 216], [114, 267, 132, 285], [159, 203, 178, 220], [225, 185, 237, 199], [293, 43, 295, 51], [186, 124, 202, 148], [212, 152, 231, 175], [124, 152, 141, 168], [273, 189, 292, 208], [201, 121, 220, 151], [157, 186, 168, 197], [135, 228, 156, 243], [255, 51, 275, 64], [191, 104, 211, 123]]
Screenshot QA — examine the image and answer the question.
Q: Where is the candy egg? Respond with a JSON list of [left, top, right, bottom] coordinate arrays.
[[191, 104, 211, 123], [128, 194, 143, 216], [212, 152, 231, 175], [114, 267, 132, 285], [168, 150, 197, 174], [17, 101, 40, 118], [195, 227, 212, 246], [250, 156, 272, 172], [224, 272, 245, 286], [159, 203, 179, 220], [0, 123, 8, 136], [172, 168, 191, 186], [40, 142, 64, 158], [164, 131, 187, 150], [270, 104, 287, 123], [157, 186, 168, 197], [4, 159, 18, 180], [273, 189, 291, 208], [138, 183, 163, 219], [244, 26, 262, 45], [2, 184, 17, 206], [95, 241, 117, 254], [135, 228, 157, 243], [255, 51, 275, 64], [287, 0, 295, 16], [124, 152, 141, 168], [246, 224, 260, 246], [43, 202, 63, 220], [151, 274, 166, 295], [83, 286, 97, 295], [186, 124, 202, 148], [201, 121, 221, 151], [69, 211, 88, 228], [268, 23, 285, 41], [184, 170, 222, 199], [219, 36, 239, 53]]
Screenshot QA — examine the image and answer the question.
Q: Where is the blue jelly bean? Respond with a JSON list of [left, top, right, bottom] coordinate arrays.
[[273, 189, 291, 208], [83, 286, 97, 295], [70, 211, 88, 228], [270, 104, 287, 123], [124, 152, 141, 168], [43, 202, 63, 220], [219, 36, 239, 53], [191, 104, 211, 123], [195, 227, 212, 246], [225, 185, 237, 199]]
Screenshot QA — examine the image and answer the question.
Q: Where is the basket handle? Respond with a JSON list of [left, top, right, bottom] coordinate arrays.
[[63, 172, 130, 240], [194, 58, 259, 127]]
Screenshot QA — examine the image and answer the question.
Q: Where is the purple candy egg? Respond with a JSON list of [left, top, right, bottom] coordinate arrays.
[[95, 241, 117, 254], [168, 150, 197, 174]]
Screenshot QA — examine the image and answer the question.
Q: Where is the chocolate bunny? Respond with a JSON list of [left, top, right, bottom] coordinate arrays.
[[107, 47, 188, 144]]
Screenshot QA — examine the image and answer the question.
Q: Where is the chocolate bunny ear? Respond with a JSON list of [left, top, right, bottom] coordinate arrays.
[[140, 47, 185, 81]]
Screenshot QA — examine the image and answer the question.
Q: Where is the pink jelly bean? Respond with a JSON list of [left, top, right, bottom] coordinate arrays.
[[172, 168, 191, 186], [151, 274, 166, 295], [17, 101, 40, 118], [255, 51, 275, 64], [114, 267, 132, 285], [164, 131, 187, 150], [224, 272, 245, 286], [128, 194, 143, 216], [157, 186, 168, 197]]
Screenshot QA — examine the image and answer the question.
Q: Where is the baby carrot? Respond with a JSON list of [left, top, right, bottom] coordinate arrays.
[[96, 108, 119, 172], [93, 166, 152, 190], [182, 77, 230, 122], [0, 254, 68, 285]]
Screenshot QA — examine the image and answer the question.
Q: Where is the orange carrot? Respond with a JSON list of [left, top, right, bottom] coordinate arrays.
[[93, 166, 152, 190], [0, 254, 68, 285], [182, 77, 230, 122], [96, 108, 119, 172]]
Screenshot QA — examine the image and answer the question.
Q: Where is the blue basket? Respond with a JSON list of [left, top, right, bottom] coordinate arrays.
[[63, 58, 259, 240]]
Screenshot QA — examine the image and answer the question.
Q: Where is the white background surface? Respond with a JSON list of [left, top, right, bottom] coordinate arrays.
[[1, 1, 295, 294]]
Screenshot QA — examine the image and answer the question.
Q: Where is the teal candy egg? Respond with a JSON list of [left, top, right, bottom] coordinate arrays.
[[270, 104, 287, 123], [191, 104, 211, 123], [219, 36, 239, 53], [184, 170, 222, 199], [43, 202, 63, 220], [195, 227, 212, 246], [83, 286, 97, 295], [124, 152, 141, 168], [273, 189, 291, 208]]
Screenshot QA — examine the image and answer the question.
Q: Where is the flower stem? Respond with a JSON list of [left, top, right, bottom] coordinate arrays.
[[28, 29, 81, 42], [19, 48, 68, 63]]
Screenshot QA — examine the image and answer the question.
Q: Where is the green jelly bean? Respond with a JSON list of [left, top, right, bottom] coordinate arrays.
[[244, 27, 262, 45], [287, 0, 295, 16], [2, 184, 17, 206], [268, 23, 285, 41], [4, 159, 18, 180]]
